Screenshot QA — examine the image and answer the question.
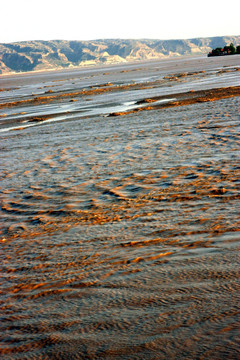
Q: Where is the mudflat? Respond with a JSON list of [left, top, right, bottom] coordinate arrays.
[[0, 55, 239, 359]]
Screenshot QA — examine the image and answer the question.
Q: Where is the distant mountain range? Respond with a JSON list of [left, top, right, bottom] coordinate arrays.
[[0, 36, 239, 74]]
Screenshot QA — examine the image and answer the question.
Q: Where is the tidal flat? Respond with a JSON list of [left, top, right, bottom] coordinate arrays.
[[0, 55, 240, 359]]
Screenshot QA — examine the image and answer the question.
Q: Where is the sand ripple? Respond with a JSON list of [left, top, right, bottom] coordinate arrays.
[[0, 63, 239, 359]]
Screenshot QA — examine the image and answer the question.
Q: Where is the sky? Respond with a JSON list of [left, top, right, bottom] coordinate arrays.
[[1, 0, 239, 43]]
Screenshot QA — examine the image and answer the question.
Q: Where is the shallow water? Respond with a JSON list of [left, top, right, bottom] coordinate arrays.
[[0, 56, 240, 359], [1, 54, 240, 132]]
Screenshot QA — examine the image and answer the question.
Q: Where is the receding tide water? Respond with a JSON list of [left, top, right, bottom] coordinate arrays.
[[0, 56, 240, 359]]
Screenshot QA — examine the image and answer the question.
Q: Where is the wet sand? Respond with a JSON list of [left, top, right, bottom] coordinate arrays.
[[0, 55, 240, 359]]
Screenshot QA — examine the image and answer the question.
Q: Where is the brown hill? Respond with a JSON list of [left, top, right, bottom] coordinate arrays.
[[0, 36, 239, 74]]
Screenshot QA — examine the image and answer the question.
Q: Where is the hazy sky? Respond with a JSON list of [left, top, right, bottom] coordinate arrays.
[[1, 0, 239, 43]]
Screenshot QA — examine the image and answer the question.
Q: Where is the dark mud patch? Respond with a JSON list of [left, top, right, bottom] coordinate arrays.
[[108, 86, 240, 117], [22, 115, 54, 123]]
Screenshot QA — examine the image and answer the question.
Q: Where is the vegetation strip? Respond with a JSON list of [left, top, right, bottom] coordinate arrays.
[[208, 43, 240, 57]]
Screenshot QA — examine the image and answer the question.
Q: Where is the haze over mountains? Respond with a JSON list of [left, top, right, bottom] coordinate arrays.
[[0, 36, 239, 74]]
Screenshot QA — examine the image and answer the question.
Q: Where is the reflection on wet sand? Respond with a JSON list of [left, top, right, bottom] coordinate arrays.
[[0, 56, 239, 359]]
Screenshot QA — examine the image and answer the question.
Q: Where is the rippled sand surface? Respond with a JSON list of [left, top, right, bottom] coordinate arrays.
[[0, 56, 240, 359]]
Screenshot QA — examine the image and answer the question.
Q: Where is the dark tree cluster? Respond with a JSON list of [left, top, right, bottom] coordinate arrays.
[[208, 43, 240, 57]]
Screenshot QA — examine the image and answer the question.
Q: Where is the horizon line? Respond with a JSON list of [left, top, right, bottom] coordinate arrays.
[[1, 34, 240, 45]]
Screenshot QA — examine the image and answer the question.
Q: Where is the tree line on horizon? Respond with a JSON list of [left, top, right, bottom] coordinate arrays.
[[208, 43, 240, 57]]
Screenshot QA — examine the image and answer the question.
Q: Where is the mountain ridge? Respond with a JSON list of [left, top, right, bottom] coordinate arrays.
[[0, 36, 239, 74]]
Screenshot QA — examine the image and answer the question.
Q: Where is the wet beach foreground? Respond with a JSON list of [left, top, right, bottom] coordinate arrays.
[[0, 55, 239, 359]]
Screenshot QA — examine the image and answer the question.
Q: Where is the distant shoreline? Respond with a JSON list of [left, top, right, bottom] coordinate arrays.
[[1, 36, 239, 75], [0, 54, 204, 78]]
